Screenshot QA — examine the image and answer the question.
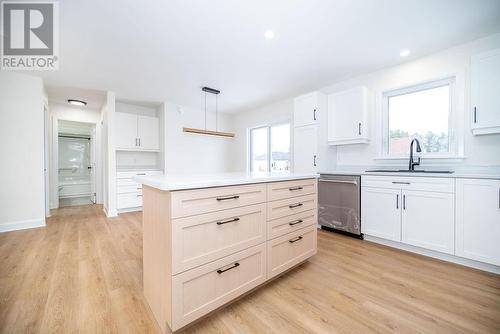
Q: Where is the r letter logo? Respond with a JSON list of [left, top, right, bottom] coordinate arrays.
[[1, 1, 59, 70]]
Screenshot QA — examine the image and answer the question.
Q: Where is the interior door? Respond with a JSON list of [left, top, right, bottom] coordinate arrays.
[[115, 112, 138, 149], [138, 115, 160, 150], [361, 187, 401, 241], [401, 190, 454, 254], [293, 125, 317, 173]]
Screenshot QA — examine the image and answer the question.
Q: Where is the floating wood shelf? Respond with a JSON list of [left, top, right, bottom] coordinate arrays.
[[183, 127, 235, 138]]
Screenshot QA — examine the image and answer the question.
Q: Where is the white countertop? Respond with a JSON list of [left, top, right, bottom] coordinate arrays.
[[319, 168, 500, 180], [134, 172, 319, 191]]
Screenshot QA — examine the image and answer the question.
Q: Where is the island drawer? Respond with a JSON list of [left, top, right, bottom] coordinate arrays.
[[171, 204, 267, 274], [172, 243, 267, 330], [171, 183, 267, 218], [267, 193, 317, 221], [267, 225, 317, 279], [267, 209, 317, 240], [267, 178, 317, 201]]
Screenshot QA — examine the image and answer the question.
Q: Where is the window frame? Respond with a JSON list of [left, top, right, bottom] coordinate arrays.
[[381, 77, 457, 159], [248, 122, 290, 173]]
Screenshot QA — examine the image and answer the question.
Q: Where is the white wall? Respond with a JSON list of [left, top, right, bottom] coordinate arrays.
[[101, 92, 117, 217], [230, 99, 294, 172], [0, 72, 45, 232], [320, 32, 500, 169], [48, 102, 103, 208], [232, 33, 500, 171], [163, 102, 235, 173]]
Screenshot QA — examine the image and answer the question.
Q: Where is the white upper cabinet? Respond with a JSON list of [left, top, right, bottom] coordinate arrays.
[[471, 48, 500, 135], [115, 112, 139, 150], [327, 86, 369, 145], [293, 125, 318, 173], [455, 178, 500, 266], [138, 115, 160, 150], [115, 112, 160, 151], [293, 92, 324, 127]]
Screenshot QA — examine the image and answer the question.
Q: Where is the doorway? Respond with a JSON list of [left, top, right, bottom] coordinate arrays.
[[57, 120, 97, 207]]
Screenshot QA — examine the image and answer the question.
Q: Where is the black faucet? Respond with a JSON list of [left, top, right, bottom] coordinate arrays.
[[408, 138, 422, 171]]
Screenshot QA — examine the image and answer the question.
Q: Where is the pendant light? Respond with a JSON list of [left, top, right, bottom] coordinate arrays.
[[183, 86, 235, 138]]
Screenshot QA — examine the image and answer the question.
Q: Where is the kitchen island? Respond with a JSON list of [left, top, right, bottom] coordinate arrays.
[[135, 172, 318, 332]]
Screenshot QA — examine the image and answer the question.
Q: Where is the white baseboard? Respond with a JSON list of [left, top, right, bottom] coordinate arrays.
[[103, 207, 118, 218], [117, 207, 142, 214], [0, 218, 46, 233], [364, 235, 500, 275]]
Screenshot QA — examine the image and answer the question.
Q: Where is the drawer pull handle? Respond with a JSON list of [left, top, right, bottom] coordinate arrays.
[[137, 187, 142, 190], [137, 194, 143, 197], [289, 236, 303, 243], [136, 173, 146, 176], [216, 195, 240, 201], [217, 262, 240, 274], [289, 186, 303, 191], [289, 203, 303, 209], [392, 181, 410, 185], [216, 217, 240, 225], [289, 219, 303, 226]]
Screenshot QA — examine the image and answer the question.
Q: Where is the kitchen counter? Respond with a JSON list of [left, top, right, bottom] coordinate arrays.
[[319, 168, 500, 180], [134, 171, 319, 191], [138, 173, 318, 332]]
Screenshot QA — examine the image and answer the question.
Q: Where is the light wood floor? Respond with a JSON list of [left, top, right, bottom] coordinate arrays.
[[1, 205, 499, 334]]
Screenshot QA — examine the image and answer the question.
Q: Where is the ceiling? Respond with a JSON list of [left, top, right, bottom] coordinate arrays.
[[38, 0, 500, 113]]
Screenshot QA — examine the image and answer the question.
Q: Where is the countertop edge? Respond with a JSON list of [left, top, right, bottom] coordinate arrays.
[[135, 174, 319, 191]]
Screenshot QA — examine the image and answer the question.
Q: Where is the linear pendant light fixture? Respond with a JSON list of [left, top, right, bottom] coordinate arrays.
[[183, 86, 235, 138]]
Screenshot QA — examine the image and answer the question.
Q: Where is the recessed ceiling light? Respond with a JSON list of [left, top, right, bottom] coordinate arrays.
[[264, 30, 275, 40], [399, 49, 410, 57], [67, 99, 87, 106]]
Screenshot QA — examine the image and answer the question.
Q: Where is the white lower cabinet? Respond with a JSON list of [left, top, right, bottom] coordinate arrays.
[[455, 178, 500, 266], [401, 190, 455, 254], [361, 175, 455, 255], [361, 187, 401, 241]]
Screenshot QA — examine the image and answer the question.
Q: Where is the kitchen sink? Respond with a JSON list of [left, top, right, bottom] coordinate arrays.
[[365, 169, 454, 174]]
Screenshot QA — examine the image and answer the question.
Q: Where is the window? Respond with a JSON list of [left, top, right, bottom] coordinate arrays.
[[383, 78, 455, 157], [249, 124, 290, 172]]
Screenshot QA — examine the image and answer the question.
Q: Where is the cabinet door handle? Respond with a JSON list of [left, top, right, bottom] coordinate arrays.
[[135, 138, 138, 146], [403, 194, 406, 210], [358, 122, 362, 135], [139, 138, 141, 146], [313, 155, 317, 167], [392, 181, 410, 185], [313, 109, 316, 121], [216, 217, 240, 225], [289, 236, 303, 243], [289, 186, 303, 191], [396, 194, 399, 209], [498, 188, 500, 209], [289, 219, 303, 226], [216, 195, 240, 201], [474, 107, 477, 123], [289, 203, 303, 209], [217, 262, 240, 274]]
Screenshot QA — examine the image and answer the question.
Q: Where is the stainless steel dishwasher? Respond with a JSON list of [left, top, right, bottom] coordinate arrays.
[[318, 174, 362, 238]]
